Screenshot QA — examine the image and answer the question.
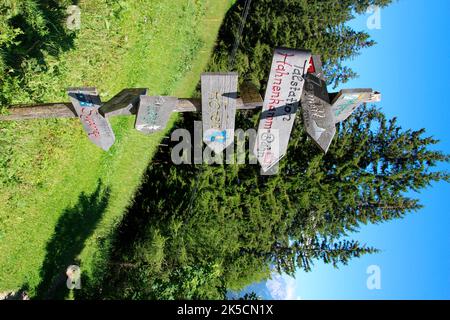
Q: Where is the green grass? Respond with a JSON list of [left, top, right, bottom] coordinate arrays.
[[0, 0, 233, 297]]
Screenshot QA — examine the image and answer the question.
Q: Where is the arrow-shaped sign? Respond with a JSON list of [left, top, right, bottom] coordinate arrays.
[[68, 87, 115, 151], [135, 95, 177, 134], [331, 88, 381, 123], [301, 73, 336, 153], [254, 48, 312, 172]]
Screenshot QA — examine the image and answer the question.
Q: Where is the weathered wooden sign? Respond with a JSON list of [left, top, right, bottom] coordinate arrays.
[[301, 73, 336, 153], [254, 48, 312, 172], [135, 95, 177, 134], [99, 88, 147, 117], [331, 88, 381, 123], [201, 72, 238, 153], [67, 87, 115, 151]]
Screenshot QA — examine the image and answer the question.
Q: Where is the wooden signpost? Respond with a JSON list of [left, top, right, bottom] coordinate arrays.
[[301, 73, 336, 153], [135, 95, 178, 134], [67, 87, 116, 151], [254, 48, 312, 172], [239, 81, 264, 109], [2, 48, 381, 172], [99, 88, 147, 117], [201, 72, 238, 154], [331, 88, 381, 123]]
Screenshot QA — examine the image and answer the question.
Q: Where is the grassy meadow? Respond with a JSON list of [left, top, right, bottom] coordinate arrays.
[[0, 0, 233, 297]]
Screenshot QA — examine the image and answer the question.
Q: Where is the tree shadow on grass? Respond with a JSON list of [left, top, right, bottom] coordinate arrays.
[[110, 112, 200, 251], [76, 114, 202, 299], [75, 2, 262, 298], [35, 179, 110, 299], [2, 0, 79, 72], [1, 1, 80, 105]]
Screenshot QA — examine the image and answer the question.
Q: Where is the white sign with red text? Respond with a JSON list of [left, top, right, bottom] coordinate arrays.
[[68, 87, 115, 151], [254, 48, 311, 172]]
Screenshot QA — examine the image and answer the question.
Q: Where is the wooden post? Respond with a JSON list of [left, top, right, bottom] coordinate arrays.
[[99, 88, 147, 117], [239, 81, 264, 109], [0, 92, 263, 121], [0, 102, 77, 120]]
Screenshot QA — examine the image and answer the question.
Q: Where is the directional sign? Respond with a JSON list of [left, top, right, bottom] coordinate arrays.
[[301, 73, 336, 153], [99, 88, 147, 117], [254, 47, 312, 172], [201, 72, 238, 153], [331, 89, 381, 123], [68, 87, 115, 151], [135, 95, 177, 134]]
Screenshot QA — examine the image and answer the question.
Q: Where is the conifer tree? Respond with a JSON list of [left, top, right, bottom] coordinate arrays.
[[88, 0, 449, 299], [210, 0, 393, 88]]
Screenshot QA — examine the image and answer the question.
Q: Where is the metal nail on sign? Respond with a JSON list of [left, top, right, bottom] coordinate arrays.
[[135, 95, 177, 134], [254, 48, 312, 172], [301, 73, 336, 153], [68, 87, 116, 151], [99, 88, 148, 117], [201, 72, 238, 154], [331, 88, 381, 123]]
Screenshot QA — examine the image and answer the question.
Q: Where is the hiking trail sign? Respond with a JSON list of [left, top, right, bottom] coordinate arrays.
[[331, 88, 381, 123], [4, 47, 382, 175], [201, 72, 238, 154], [301, 73, 336, 153], [135, 95, 178, 134], [67, 87, 116, 151], [254, 48, 312, 172]]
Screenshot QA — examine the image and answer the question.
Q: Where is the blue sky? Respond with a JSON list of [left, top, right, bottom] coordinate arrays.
[[236, 0, 449, 300], [291, 0, 450, 300]]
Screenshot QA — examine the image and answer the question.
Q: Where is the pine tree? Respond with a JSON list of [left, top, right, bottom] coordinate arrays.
[[296, 237, 379, 273], [209, 0, 393, 88], [88, 0, 449, 299]]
